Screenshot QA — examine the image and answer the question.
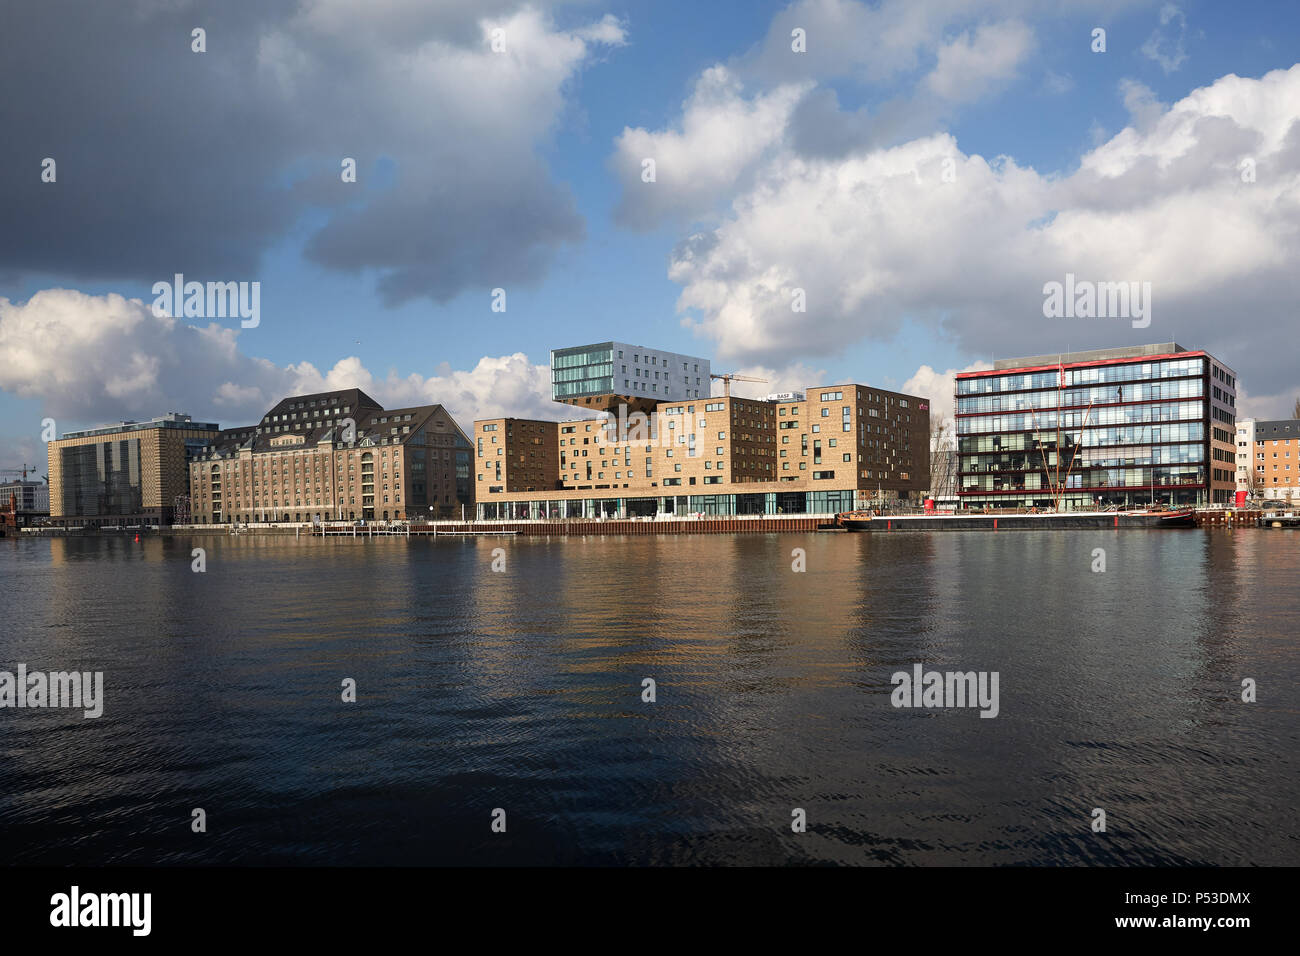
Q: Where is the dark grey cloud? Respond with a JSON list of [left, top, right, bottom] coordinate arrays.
[[787, 88, 938, 159], [0, 1, 299, 280], [0, 0, 614, 303]]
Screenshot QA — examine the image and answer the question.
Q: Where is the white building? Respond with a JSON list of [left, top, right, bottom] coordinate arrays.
[[1236, 418, 1255, 498], [0, 479, 50, 518]]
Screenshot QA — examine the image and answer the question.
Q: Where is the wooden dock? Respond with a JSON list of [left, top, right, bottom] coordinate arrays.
[[1195, 509, 1261, 527]]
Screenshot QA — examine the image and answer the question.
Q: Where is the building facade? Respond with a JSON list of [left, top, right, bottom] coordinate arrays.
[[1248, 418, 1300, 502], [955, 344, 1237, 510], [552, 342, 711, 415], [475, 382, 930, 518], [47, 413, 220, 526], [1236, 418, 1256, 499], [188, 389, 473, 523], [474, 418, 561, 496], [0, 479, 49, 527]]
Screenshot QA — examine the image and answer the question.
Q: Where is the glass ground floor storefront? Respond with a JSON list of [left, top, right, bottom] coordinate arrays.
[[958, 485, 1210, 510], [476, 489, 874, 520]]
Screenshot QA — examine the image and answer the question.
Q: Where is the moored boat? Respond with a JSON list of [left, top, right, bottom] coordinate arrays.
[[835, 508, 1197, 531]]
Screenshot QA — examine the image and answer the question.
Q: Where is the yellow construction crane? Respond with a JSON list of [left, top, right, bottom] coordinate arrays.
[[709, 372, 768, 397]]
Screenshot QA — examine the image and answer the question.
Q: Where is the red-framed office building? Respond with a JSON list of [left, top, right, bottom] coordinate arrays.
[[955, 344, 1238, 511]]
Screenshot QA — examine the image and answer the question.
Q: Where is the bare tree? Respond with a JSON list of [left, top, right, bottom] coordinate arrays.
[[1243, 465, 1260, 501], [1293, 395, 1300, 419], [928, 414, 955, 498]]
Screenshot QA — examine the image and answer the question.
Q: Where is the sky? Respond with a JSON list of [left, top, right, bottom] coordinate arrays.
[[2, 0, 1298, 471]]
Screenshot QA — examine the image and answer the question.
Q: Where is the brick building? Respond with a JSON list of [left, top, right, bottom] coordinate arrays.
[[188, 388, 473, 523]]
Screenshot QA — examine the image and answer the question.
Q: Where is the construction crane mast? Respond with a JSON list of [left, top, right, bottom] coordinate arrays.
[[0, 464, 42, 481], [709, 372, 768, 398]]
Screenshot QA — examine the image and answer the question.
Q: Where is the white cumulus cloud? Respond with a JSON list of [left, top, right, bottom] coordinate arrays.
[[0, 289, 562, 434], [925, 20, 1035, 103], [656, 64, 1300, 409]]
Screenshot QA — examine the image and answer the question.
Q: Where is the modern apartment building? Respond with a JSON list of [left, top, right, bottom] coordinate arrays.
[[475, 369, 930, 518], [475, 418, 561, 495], [188, 388, 473, 523], [552, 342, 711, 415], [0, 479, 49, 527], [47, 413, 220, 526], [1248, 418, 1300, 502], [955, 343, 1237, 510], [1236, 418, 1256, 499]]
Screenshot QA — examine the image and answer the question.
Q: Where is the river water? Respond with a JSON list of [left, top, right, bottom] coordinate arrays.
[[1, 530, 1296, 865]]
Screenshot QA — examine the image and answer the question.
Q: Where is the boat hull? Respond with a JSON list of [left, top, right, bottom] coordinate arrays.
[[837, 510, 1197, 531]]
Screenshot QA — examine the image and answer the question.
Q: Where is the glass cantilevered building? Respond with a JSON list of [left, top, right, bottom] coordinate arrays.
[[955, 344, 1238, 511], [551, 342, 711, 415], [473, 341, 931, 519]]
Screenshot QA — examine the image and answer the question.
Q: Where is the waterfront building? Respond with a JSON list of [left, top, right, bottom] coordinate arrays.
[[0, 479, 49, 527], [1249, 418, 1300, 503], [47, 413, 220, 527], [476, 350, 930, 518], [1236, 418, 1256, 500], [188, 388, 473, 523], [955, 343, 1238, 510], [552, 342, 711, 415], [475, 418, 561, 495]]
